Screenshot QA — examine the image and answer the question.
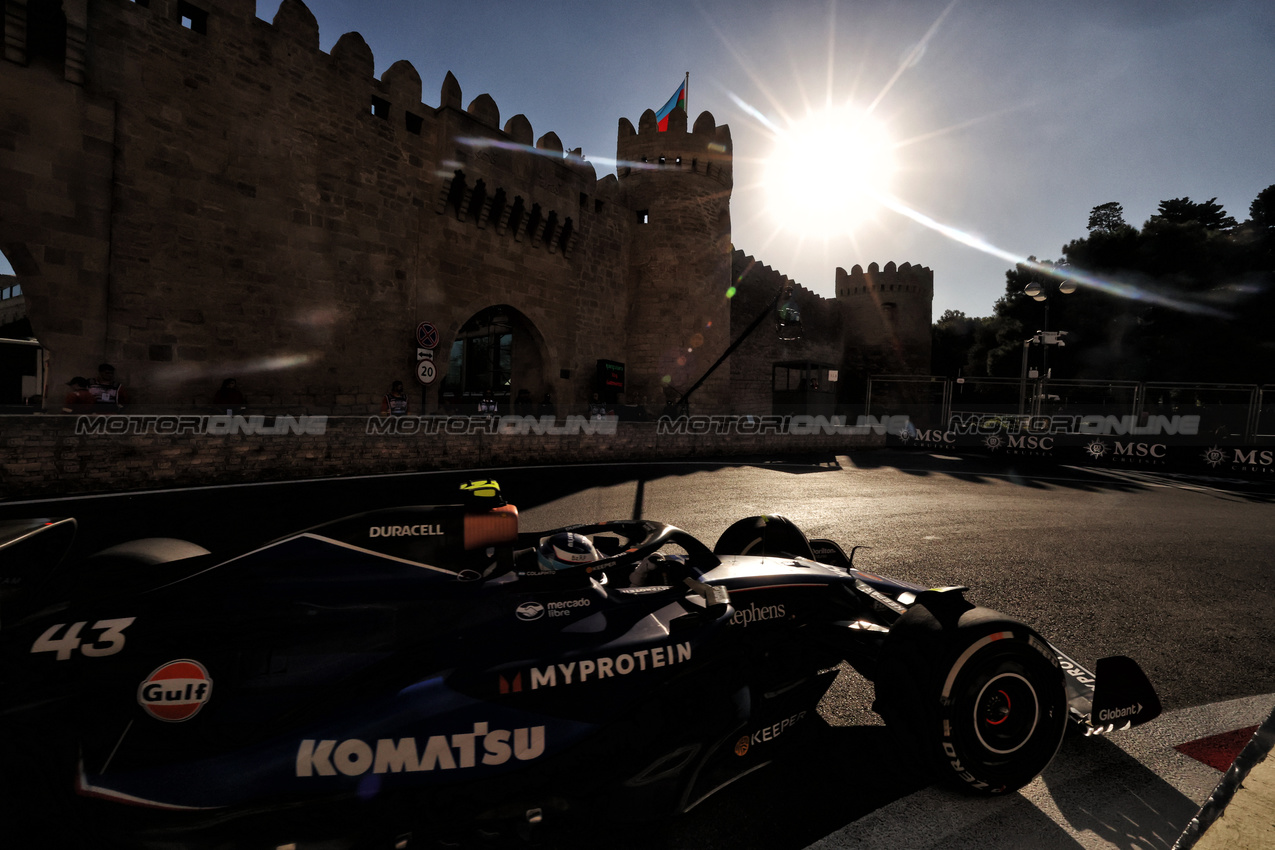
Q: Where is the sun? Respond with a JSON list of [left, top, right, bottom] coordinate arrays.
[[761, 105, 897, 239]]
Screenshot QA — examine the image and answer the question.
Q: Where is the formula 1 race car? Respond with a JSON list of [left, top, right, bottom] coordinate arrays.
[[0, 481, 1161, 848]]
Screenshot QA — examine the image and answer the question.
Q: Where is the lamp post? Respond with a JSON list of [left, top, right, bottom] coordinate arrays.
[[1014, 328, 1065, 415], [1018, 277, 1074, 416], [1023, 278, 1075, 379]]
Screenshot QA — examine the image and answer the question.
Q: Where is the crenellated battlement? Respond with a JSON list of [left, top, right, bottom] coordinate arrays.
[[615, 107, 732, 188], [14, 0, 610, 192], [9, 0, 721, 210], [835, 261, 934, 299], [732, 250, 830, 303]]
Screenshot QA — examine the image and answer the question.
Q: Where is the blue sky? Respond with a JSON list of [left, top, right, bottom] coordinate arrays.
[[6, 0, 1272, 319]]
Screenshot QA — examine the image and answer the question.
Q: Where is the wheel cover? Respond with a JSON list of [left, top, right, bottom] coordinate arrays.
[[972, 672, 1039, 755]]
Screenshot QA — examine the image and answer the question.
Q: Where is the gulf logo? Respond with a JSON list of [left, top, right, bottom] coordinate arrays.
[[137, 659, 213, 722]]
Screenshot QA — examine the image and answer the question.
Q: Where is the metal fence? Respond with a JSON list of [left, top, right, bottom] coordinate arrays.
[[866, 375, 1271, 442]]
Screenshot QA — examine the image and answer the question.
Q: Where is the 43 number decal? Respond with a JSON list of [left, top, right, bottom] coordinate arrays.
[[30, 617, 137, 660]]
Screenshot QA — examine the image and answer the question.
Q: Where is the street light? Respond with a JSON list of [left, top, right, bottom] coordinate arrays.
[[1017, 277, 1074, 415], [1017, 331, 1068, 416]]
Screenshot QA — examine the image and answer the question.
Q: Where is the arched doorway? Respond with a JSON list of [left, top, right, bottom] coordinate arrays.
[[0, 248, 45, 410], [441, 305, 545, 413]]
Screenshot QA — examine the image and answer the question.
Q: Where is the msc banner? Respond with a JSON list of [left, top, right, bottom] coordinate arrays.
[[890, 412, 1274, 478]]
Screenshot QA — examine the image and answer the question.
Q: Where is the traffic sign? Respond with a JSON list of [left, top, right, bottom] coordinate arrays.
[[416, 359, 437, 385], [417, 348, 433, 361], [416, 322, 439, 349]]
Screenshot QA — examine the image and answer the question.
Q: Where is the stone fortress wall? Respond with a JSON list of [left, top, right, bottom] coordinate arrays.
[[616, 107, 734, 411], [836, 261, 935, 376], [0, 0, 928, 420]]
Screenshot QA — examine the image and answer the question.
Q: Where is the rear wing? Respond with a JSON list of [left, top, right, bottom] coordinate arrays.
[[1052, 643, 1162, 734]]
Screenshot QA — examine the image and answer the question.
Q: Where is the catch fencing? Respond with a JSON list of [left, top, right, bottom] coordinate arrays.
[[865, 375, 1275, 477]]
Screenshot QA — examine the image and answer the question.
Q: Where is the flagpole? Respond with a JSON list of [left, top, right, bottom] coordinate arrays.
[[684, 71, 690, 114]]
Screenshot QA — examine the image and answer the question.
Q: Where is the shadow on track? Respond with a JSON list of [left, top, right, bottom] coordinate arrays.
[[844, 450, 1275, 503], [515, 720, 927, 850], [0, 459, 845, 562]]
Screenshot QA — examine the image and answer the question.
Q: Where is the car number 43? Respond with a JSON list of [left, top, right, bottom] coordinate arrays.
[[31, 617, 137, 660]]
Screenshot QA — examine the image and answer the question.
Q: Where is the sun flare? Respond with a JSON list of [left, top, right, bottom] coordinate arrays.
[[762, 106, 896, 239]]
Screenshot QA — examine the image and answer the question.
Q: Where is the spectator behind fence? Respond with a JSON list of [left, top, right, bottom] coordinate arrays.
[[381, 381, 409, 417], [212, 378, 247, 415], [62, 377, 95, 414], [88, 363, 126, 412]]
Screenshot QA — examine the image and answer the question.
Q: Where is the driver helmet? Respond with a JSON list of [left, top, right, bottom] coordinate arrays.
[[537, 532, 600, 572]]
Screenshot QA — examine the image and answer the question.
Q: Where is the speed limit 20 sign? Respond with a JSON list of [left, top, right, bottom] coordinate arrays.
[[416, 359, 437, 385]]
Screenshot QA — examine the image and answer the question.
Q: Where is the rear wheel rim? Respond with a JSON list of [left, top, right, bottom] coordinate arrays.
[[972, 671, 1039, 755]]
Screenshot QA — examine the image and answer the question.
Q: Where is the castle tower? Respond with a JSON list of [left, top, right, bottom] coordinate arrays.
[[835, 261, 934, 375], [617, 107, 734, 411]]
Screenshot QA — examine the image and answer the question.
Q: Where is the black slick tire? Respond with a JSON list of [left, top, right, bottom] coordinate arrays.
[[875, 599, 1068, 795]]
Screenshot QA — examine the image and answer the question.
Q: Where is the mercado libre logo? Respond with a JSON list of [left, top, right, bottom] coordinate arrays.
[[516, 602, 545, 622], [138, 659, 213, 722], [1201, 446, 1227, 468], [1084, 439, 1109, 460]]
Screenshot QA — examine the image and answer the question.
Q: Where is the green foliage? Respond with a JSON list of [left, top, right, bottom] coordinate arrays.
[[932, 309, 981, 376], [974, 188, 1274, 383], [1087, 202, 1127, 233], [1250, 185, 1275, 228], [1150, 197, 1237, 231]]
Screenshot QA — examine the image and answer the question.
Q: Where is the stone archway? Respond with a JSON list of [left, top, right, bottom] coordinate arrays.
[[440, 304, 546, 414], [0, 245, 46, 408]]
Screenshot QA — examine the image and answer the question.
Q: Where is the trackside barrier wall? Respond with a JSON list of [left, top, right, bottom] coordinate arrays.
[[866, 376, 1275, 478], [0, 415, 882, 499], [890, 412, 1275, 478]]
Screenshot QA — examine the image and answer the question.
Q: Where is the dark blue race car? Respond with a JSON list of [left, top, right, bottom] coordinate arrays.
[[0, 481, 1160, 848]]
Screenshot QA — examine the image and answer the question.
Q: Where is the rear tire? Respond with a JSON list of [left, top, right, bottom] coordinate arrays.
[[876, 601, 1067, 795]]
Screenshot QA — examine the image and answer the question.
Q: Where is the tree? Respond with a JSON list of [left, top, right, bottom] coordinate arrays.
[[1087, 202, 1127, 233], [1249, 184, 1275, 229], [1150, 197, 1237, 231], [937, 186, 1274, 385], [964, 310, 1024, 379], [932, 309, 980, 376]]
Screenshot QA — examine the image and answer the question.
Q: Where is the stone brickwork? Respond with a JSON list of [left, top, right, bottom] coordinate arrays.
[[835, 261, 934, 375], [728, 251, 932, 415], [0, 0, 931, 432], [729, 252, 843, 414], [0, 0, 740, 416], [617, 108, 734, 411]]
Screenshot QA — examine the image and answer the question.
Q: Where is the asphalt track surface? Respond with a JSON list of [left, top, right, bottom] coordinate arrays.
[[4, 450, 1274, 849]]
